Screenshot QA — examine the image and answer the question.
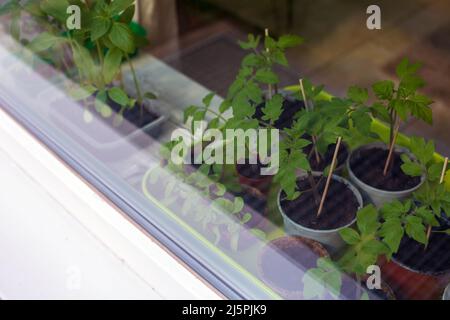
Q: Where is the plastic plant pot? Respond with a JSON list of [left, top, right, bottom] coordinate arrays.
[[443, 283, 450, 300], [277, 173, 363, 252], [235, 158, 274, 195], [257, 236, 329, 299], [347, 142, 425, 208], [49, 97, 167, 161], [381, 232, 450, 300]]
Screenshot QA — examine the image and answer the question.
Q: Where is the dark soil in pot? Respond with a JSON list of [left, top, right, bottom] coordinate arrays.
[[51, 94, 161, 145], [280, 176, 358, 230], [349, 147, 421, 191], [304, 142, 349, 172], [258, 236, 328, 298], [236, 159, 273, 193], [393, 232, 450, 274], [253, 97, 305, 129]]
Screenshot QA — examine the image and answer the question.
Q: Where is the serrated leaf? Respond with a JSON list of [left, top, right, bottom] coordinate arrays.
[[372, 80, 394, 100], [356, 205, 379, 235], [255, 69, 279, 85], [348, 86, 368, 104], [339, 228, 361, 245], [262, 94, 283, 123], [278, 34, 303, 49]]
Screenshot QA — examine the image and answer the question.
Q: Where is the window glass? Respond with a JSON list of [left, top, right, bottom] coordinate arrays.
[[1, 0, 449, 300]]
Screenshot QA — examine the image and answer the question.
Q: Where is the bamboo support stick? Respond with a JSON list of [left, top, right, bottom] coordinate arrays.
[[383, 121, 400, 176], [317, 136, 342, 217], [425, 157, 448, 250], [299, 79, 321, 164]]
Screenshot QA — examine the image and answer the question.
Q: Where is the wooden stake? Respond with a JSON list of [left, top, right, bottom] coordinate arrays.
[[439, 157, 449, 184], [383, 121, 400, 176], [299, 79, 321, 164], [265, 28, 272, 100], [425, 157, 449, 250], [317, 136, 342, 216]]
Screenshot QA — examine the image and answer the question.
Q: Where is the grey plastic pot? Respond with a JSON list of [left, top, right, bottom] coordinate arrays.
[[277, 173, 363, 252], [443, 283, 450, 300], [347, 142, 425, 208]]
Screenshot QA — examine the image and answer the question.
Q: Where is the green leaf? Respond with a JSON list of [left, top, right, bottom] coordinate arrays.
[[233, 197, 244, 214], [40, 0, 69, 23], [108, 87, 129, 107], [244, 81, 263, 104], [278, 34, 303, 49], [347, 86, 368, 104], [242, 53, 264, 67], [27, 32, 64, 52], [103, 48, 123, 84], [69, 85, 97, 101], [72, 44, 97, 84], [405, 215, 427, 244], [238, 34, 260, 50], [110, 0, 135, 15], [108, 22, 135, 53], [95, 90, 108, 113], [379, 218, 404, 253], [90, 16, 111, 41], [272, 50, 288, 66], [372, 80, 394, 100], [232, 90, 254, 119], [371, 102, 390, 123], [262, 94, 283, 123], [401, 161, 423, 177], [119, 4, 135, 24], [255, 69, 279, 85], [339, 228, 361, 245], [396, 57, 421, 79], [356, 205, 379, 235], [202, 92, 215, 108], [219, 99, 232, 113], [144, 92, 158, 100]]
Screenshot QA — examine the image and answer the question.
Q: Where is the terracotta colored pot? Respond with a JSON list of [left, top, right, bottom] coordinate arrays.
[[382, 259, 449, 300], [380, 233, 450, 300]]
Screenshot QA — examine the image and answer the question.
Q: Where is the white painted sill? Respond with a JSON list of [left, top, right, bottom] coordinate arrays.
[[0, 107, 222, 300]]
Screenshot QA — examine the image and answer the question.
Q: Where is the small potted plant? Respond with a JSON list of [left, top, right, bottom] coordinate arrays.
[[347, 58, 432, 207], [302, 256, 395, 300], [275, 120, 363, 251], [220, 31, 303, 192], [144, 152, 267, 252], [378, 138, 450, 299], [257, 236, 329, 299], [24, 0, 166, 156]]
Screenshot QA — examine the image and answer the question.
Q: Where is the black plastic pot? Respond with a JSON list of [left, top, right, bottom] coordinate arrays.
[[49, 95, 167, 161]]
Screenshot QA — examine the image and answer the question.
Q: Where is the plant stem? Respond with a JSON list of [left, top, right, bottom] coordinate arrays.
[[383, 120, 399, 176], [96, 41, 104, 65], [317, 137, 342, 216], [299, 79, 321, 164], [307, 172, 321, 206], [126, 54, 143, 118]]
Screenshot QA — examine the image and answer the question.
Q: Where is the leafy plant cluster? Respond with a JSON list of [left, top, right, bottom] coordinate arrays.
[[147, 159, 265, 251], [1, 0, 155, 124], [338, 136, 450, 276]]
